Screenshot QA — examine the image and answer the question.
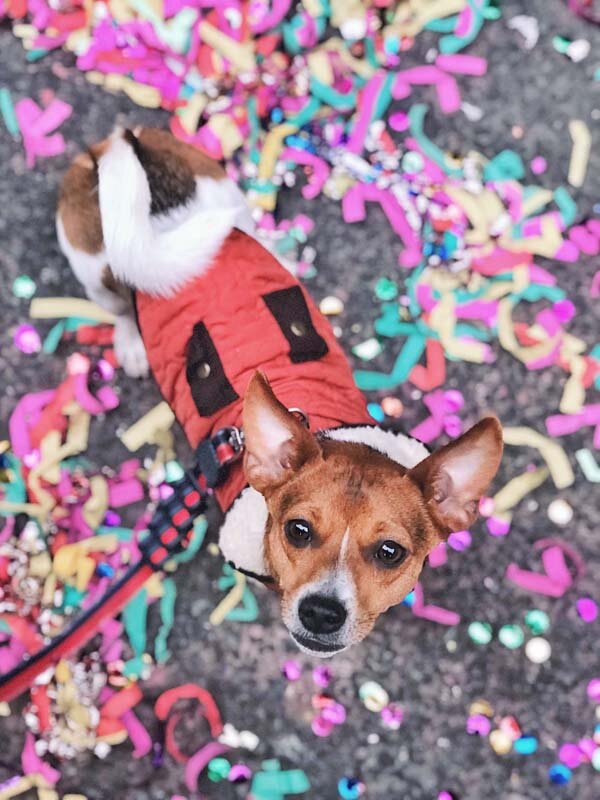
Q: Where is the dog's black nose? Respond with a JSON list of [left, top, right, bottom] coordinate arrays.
[[299, 595, 347, 635]]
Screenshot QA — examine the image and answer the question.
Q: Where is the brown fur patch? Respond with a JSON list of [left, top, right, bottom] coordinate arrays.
[[101, 265, 133, 300], [137, 128, 226, 181], [58, 145, 106, 255]]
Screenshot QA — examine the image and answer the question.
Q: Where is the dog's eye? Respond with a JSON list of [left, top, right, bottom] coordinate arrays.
[[375, 540, 407, 567], [285, 518, 313, 548]]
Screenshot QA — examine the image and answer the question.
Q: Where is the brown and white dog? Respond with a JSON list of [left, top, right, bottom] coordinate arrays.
[[57, 127, 503, 657]]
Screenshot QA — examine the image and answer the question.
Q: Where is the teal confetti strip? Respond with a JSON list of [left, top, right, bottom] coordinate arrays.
[[97, 525, 134, 541], [154, 577, 176, 663], [0, 88, 20, 138], [286, 96, 321, 128], [511, 284, 565, 303], [575, 449, 600, 483], [214, 564, 259, 621], [225, 586, 259, 622], [409, 104, 462, 177], [0, 619, 12, 635], [439, 0, 487, 54], [170, 516, 207, 565], [26, 49, 48, 62], [372, 72, 395, 123], [553, 186, 577, 227], [123, 587, 148, 677], [251, 761, 311, 800], [483, 149, 525, 182], [62, 584, 86, 610], [42, 316, 105, 354], [354, 333, 425, 390], [310, 78, 356, 110], [424, 15, 459, 33], [283, 13, 326, 55], [3, 454, 26, 504]]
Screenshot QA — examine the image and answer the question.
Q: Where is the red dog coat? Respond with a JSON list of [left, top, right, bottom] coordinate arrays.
[[135, 229, 371, 511]]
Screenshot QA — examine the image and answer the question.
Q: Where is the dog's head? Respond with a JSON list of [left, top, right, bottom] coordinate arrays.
[[243, 372, 503, 657]]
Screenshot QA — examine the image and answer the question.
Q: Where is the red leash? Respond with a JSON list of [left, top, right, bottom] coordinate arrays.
[[0, 427, 245, 703]]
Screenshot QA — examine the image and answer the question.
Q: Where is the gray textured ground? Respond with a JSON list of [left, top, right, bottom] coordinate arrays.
[[1, 1, 600, 798]]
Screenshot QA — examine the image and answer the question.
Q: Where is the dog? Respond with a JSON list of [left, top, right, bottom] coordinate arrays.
[[57, 127, 503, 657]]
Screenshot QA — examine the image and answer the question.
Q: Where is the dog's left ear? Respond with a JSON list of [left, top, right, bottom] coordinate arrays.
[[243, 371, 321, 495], [409, 417, 503, 537]]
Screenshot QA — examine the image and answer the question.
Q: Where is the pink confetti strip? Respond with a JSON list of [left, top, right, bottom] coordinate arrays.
[[250, 0, 292, 34], [428, 542, 448, 568], [15, 97, 72, 168], [435, 54, 487, 76], [346, 71, 386, 155], [121, 709, 153, 758], [185, 742, 230, 791], [21, 732, 61, 784], [505, 541, 583, 597], [108, 478, 145, 507], [410, 582, 460, 626], [546, 404, 600, 437], [8, 389, 55, 457], [281, 146, 330, 200]]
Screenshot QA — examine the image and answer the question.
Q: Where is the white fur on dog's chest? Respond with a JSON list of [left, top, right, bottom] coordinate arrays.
[[218, 426, 429, 579]]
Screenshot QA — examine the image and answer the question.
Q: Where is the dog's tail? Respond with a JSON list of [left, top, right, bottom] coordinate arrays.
[[97, 128, 236, 295]]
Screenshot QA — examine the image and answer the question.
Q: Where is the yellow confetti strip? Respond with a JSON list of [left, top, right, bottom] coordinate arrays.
[[178, 92, 208, 135], [520, 187, 554, 218], [501, 216, 563, 259], [30, 298, 115, 324], [492, 467, 549, 515], [207, 113, 245, 158], [258, 123, 297, 181], [37, 788, 58, 800], [389, 0, 466, 36], [560, 355, 586, 414], [568, 119, 591, 188], [53, 534, 119, 582], [497, 298, 559, 364], [209, 570, 246, 626], [198, 20, 256, 72], [82, 475, 109, 529], [429, 293, 489, 363], [0, 500, 45, 519], [120, 401, 175, 451], [503, 427, 574, 489], [324, 38, 375, 79], [0, 776, 35, 800]]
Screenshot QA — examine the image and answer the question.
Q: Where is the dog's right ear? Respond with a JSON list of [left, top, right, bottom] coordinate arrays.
[[409, 417, 503, 537], [243, 372, 320, 494]]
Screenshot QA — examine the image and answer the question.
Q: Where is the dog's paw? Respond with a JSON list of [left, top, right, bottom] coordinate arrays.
[[114, 315, 149, 378]]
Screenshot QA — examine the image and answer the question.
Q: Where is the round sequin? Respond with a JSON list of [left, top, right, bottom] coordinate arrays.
[[498, 624, 525, 649], [576, 597, 598, 623], [468, 621, 493, 645], [514, 735, 538, 755], [547, 498, 573, 526], [282, 659, 302, 681], [337, 777, 365, 799], [12, 275, 37, 299], [525, 637, 551, 664], [489, 729, 512, 755], [587, 678, 600, 703], [548, 764, 572, 785], [358, 681, 389, 713], [524, 609, 550, 635]]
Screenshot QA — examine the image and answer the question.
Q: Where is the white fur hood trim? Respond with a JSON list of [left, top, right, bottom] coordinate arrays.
[[218, 426, 429, 579]]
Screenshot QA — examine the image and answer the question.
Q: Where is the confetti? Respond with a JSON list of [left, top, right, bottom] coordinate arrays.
[[568, 120, 591, 189]]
